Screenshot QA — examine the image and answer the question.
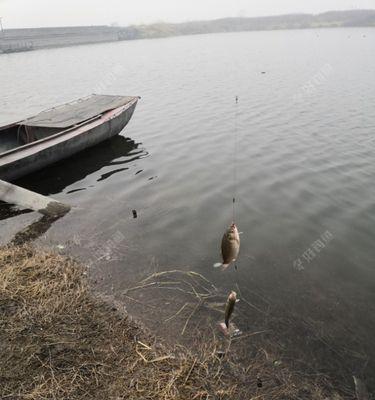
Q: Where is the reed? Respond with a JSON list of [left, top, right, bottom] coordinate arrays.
[[0, 245, 346, 399]]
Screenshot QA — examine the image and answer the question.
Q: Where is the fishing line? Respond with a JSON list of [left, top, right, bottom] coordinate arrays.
[[232, 95, 239, 224], [233, 95, 240, 273]]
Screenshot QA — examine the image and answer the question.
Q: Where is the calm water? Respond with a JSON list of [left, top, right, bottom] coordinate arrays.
[[1, 28, 375, 393]]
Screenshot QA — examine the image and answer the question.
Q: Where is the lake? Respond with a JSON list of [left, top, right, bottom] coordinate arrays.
[[1, 27, 375, 393]]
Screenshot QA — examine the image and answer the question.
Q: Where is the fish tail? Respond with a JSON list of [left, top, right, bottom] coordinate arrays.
[[213, 263, 230, 270]]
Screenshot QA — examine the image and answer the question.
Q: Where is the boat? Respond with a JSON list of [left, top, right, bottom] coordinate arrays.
[[0, 94, 139, 181]]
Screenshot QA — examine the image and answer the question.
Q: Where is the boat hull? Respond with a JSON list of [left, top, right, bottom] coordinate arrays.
[[0, 100, 137, 182]]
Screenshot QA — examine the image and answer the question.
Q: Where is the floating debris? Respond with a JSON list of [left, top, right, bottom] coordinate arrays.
[[132, 209, 138, 218]]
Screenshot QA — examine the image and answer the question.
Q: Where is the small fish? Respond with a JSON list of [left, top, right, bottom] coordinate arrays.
[[214, 223, 240, 270], [224, 291, 237, 328]]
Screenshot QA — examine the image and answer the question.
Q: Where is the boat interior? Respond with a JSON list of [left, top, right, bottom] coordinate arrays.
[[0, 94, 137, 155], [0, 124, 61, 153]]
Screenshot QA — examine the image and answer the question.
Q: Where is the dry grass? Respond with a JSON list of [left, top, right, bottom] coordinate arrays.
[[0, 245, 346, 399]]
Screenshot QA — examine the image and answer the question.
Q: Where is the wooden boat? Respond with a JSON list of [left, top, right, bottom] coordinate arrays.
[[0, 94, 139, 181]]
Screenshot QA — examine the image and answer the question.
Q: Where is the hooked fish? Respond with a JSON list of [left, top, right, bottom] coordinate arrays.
[[214, 223, 240, 270], [224, 291, 237, 328]]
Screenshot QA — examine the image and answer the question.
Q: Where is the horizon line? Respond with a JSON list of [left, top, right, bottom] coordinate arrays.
[[3, 8, 375, 31]]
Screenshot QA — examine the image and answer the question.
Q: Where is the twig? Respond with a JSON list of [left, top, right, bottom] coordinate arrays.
[[165, 303, 189, 322], [123, 294, 157, 309], [123, 282, 157, 294], [231, 330, 270, 341], [135, 348, 173, 364], [142, 270, 214, 287], [181, 301, 202, 336], [135, 348, 148, 363], [184, 358, 197, 384], [157, 286, 213, 299], [137, 341, 151, 350], [148, 355, 174, 363]]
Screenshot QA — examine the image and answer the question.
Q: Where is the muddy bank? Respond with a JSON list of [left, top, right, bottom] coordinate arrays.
[[0, 245, 349, 399]]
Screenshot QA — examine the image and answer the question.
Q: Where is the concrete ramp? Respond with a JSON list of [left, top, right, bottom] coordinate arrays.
[[0, 179, 70, 217]]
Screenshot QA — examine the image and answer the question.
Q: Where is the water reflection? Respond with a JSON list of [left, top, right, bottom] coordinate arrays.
[[0, 135, 147, 221], [15, 135, 147, 195], [2, 28, 375, 394]]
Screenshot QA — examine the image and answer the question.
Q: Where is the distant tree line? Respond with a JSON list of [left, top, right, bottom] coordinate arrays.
[[116, 10, 375, 40]]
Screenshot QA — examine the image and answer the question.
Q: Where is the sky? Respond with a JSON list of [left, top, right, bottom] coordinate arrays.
[[1, 0, 375, 29]]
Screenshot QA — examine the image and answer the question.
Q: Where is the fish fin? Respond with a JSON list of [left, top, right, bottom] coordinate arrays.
[[220, 264, 230, 271], [213, 263, 223, 268]]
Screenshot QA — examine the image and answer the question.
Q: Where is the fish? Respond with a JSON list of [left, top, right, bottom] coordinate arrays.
[[214, 223, 240, 270], [224, 291, 237, 328]]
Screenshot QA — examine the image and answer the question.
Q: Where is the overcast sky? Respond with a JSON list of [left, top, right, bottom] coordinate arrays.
[[1, 0, 375, 29]]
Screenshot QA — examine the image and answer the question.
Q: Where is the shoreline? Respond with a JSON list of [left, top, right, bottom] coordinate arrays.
[[1, 9, 375, 54], [1, 25, 373, 55], [0, 243, 355, 399]]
